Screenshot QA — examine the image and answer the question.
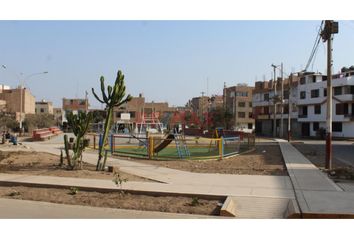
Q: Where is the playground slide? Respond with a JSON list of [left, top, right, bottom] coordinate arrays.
[[153, 134, 175, 153]]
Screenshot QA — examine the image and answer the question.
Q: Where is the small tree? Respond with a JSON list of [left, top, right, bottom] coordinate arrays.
[[92, 70, 132, 171], [63, 111, 92, 170]]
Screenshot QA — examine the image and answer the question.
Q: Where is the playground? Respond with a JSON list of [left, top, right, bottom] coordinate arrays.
[[86, 130, 255, 161]]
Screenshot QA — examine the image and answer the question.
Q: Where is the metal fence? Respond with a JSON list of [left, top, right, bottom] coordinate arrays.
[[85, 132, 255, 160]]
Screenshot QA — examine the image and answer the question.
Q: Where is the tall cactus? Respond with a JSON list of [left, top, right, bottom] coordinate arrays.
[[92, 70, 132, 171], [64, 111, 92, 169]]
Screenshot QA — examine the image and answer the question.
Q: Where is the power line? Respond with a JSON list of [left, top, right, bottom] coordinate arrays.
[[304, 21, 324, 72]]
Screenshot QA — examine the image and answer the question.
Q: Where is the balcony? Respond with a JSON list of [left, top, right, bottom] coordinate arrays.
[[344, 114, 354, 121]]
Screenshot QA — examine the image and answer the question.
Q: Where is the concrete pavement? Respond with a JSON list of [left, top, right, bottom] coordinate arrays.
[[0, 198, 211, 219], [278, 140, 354, 217]]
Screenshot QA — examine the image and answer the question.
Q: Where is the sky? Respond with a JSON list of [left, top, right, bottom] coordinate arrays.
[[1, 20, 354, 109]]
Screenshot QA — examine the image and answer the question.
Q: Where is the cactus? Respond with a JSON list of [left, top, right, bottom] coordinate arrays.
[[92, 70, 132, 171], [64, 111, 92, 169]]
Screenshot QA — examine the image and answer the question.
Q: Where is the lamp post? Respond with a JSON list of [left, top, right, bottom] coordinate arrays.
[[1, 65, 48, 135]]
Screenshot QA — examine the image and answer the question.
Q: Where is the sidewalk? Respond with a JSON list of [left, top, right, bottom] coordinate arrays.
[[0, 198, 210, 219], [277, 140, 354, 217]]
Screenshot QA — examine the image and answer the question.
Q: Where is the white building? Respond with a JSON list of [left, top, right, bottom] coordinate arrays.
[[252, 77, 301, 138], [297, 71, 354, 138]]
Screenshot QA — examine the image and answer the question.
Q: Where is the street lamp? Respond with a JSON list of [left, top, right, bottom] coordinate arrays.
[[1, 65, 48, 134]]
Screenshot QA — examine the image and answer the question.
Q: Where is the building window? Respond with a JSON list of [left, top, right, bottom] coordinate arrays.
[[324, 88, 327, 97], [300, 77, 306, 85], [249, 102, 252, 107], [40, 108, 44, 113], [263, 106, 269, 114], [351, 86, 354, 94], [314, 104, 321, 114], [334, 86, 342, 96], [300, 91, 306, 99], [312, 76, 317, 83], [283, 90, 289, 100], [336, 103, 348, 115], [313, 122, 319, 131], [264, 93, 269, 101], [116, 112, 121, 118], [332, 122, 342, 132], [238, 102, 246, 107], [283, 105, 289, 114], [311, 89, 319, 98], [236, 92, 248, 97], [238, 112, 245, 118], [129, 111, 136, 118], [248, 112, 252, 118]]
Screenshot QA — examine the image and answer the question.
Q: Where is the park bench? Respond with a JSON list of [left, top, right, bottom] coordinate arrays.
[[32, 128, 55, 141], [49, 127, 63, 135]]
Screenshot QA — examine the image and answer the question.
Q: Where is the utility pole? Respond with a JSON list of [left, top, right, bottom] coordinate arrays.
[[288, 73, 293, 142], [271, 64, 277, 138], [280, 62, 284, 138], [321, 20, 338, 170]]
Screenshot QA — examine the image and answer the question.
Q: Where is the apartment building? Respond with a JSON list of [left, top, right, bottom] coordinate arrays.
[[189, 96, 210, 120], [35, 99, 54, 114], [223, 84, 254, 130], [0, 86, 36, 122], [62, 98, 89, 122], [252, 76, 301, 138], [113, 93, 176, 123], [297, 70, 354, 138]]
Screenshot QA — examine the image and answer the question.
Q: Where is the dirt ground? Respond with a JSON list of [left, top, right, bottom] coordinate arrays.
[[125, 143, 287, 176], [0, 151, 150, 182], [0, 185, 222, 216]]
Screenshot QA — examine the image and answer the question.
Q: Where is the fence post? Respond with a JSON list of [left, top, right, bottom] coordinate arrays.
[[98, 134, 103, 149], [93, 134, 96, 150], [148, 136, 154, 159], [219, 137, 223, 160], [110, 134, 114, 154]]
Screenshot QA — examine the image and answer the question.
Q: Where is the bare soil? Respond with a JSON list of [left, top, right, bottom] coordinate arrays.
[[0, 185, 222, 216], [0, 151, 150, 182], [126, 143, 287, 176]]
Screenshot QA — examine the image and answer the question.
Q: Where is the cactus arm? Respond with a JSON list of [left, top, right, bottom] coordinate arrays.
[[100, 77, 109, 104], [92, 88, 104, 104], [107, 85, 113, 99]]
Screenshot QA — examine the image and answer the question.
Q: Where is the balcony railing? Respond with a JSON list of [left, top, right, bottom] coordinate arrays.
[[298, 114, 308, 118]]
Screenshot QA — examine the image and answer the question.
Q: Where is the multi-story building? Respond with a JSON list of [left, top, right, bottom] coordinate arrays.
[[223, 84, 255, 130], [113, 93, 176, 124], [0, 86, 36, 122], [253, 68, 354, 139], [62, 98, 89, 122], [252, 76, 301, 138], [35, 99, 54, 114], [209, 95, 224, 110], [297, 70, 354, 138], [189, 96, 210, 120]]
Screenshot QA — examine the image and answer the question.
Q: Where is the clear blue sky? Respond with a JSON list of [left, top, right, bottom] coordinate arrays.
[[1, 20, 354, 109]]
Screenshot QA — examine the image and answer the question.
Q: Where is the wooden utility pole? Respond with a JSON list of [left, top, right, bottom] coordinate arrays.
[[321, 20, 338, 170]]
